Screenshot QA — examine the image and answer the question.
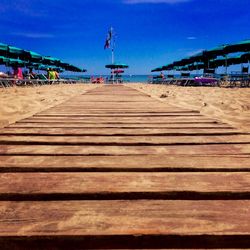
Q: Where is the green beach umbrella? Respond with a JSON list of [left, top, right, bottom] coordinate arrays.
[[241, 52, 250, 62], [0, 43, 8, 57], [8, 46, 25, 59], [189, 52, 205, 62], [105, 63, 129, 69], [203, 45, 227, 58], [7, 58, 27, 67], [42, 56, 61, 65], [151, 67, 163, 72], [162, 63, 174, 70], [224, 39, 250, 53], [25, 51, 43, 62], [0, 56, 9, 65], [38, 64, 50, 71]]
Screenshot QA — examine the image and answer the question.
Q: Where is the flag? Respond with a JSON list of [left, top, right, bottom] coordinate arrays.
[[104, 28, 113, 50]]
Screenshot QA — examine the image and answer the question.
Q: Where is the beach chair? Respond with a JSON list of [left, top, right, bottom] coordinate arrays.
[[229, 66, 249, 87]]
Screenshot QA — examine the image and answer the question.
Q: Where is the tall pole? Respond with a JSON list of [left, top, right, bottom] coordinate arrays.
[[111, 27, 115, 84]]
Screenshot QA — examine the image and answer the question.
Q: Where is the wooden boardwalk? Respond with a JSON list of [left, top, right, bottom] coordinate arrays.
[[0, 85, 249, 249]]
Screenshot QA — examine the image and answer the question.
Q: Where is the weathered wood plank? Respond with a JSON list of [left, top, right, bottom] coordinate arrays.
[[9, 122, 232, 129], [0, 134, 249, 145], [0, 155, 249, 171], [0, 144, 249, 155], [0, 128, 239, 136], [0, 172, 249, 199], [21, 117, 220, 123], [0, 201, 249, 240], [35, 113, 203, 118]]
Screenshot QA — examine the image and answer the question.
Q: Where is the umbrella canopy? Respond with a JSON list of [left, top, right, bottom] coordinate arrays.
[[162, 63, 174, 71], [105, 63, 129, 69], [0, 56, 9, 65], [241, 52, 250, 62], [177, 66, 189, 71], [224, 39, 250, 54], [25, 51, 43, 62], [8, 46, 24, 58], [189, 52, 205, 62], [209, 55, 246, 68], [8, 58, 27, 67], [203, 45, 227, 58], [42, 56, 61, 65], [0, 43, 8, 56], [151, 67, 163, 72]]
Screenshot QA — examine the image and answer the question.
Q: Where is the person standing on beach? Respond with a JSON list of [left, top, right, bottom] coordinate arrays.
[[13, 67, 23, 79], [47, 68, 56, 80]]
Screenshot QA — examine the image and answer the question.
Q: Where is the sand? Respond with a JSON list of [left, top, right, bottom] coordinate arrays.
[[1, 83, 250, 132], [130, 84, 250, 132], [0, 84, 95, 128]]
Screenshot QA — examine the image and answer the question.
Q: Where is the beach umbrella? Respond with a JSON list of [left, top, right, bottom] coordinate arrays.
[[38, 64, 49, 71], [241, 52, 250, 62], [0, 43, 8, 57], [151, 67, 163, 72], [224, 39, 250, 54], [227, 55, 245, 66], [42, 56, 61, 66], [0, 56, 9, 65], [203, 45, 227, 58], [8, 46, 25, 59], [105, 63, 129, 69], [22, 51, 43, 62], [176, 66, 189, 71], [162, 63, 174, 71], [7, 58, 27, 67], [189, 52, 205, 63]]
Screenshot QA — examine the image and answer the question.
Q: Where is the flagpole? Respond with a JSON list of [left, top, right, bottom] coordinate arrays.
[[111, 27, 115, 83]]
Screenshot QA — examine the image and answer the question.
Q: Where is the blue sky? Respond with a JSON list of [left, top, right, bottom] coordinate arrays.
[[0, 0, 249, 74]]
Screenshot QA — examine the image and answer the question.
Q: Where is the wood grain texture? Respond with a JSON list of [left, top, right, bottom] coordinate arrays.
[[0, 85, 249, 249], [0, 200, 249, 236], [0, 172, 249, 199], [0, 134, 249, 145]]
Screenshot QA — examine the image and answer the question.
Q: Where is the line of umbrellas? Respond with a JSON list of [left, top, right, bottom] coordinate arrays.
[[152, 39, 250, 73], [0, 42, 86, 73]]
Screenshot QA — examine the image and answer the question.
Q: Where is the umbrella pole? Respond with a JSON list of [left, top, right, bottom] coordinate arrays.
[[225, 55, 228, 75]]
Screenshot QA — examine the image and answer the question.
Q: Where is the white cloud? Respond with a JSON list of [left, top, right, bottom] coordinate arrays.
[[187, 36, 197, 40], [124, 0, 191, 4], [10, 32, 55, 39]]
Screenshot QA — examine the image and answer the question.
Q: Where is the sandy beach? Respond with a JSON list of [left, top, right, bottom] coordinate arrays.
[[0, 84, 95, 128], [0, 83, 249, 132], [130, 84, 250, 132]]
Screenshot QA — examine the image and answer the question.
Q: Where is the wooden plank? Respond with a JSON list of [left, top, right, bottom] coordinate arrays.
[[0, 172, 249, 200], [8, 122, 232, 129], [0, 144, 249, 155], [34, 113, 203, 117], [0, 200, 249, 248], [27, 116, 216, 122], [0, 128, 239, 136], [0, 155, 250, 172], [21, 117, 219, 123], [0, 134, 249, 145]]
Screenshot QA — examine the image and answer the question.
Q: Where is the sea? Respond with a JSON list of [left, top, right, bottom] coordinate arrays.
[[62, 75, 151, 83]]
